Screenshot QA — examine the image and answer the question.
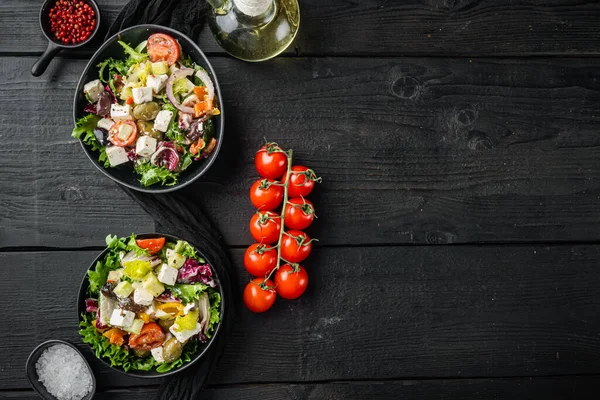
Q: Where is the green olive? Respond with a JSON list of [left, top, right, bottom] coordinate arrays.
[[157, 318, 175, 332], [162, 338, 183, 363], [136, 120, 163, 141], [133, 102, 160, 121], [133, 348, 150, 358]]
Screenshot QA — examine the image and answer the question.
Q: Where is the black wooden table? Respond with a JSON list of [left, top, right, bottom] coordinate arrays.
[[3, 1, 600, 399]]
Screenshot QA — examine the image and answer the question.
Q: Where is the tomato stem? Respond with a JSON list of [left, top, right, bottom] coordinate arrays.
[[265, 149, 293, 282]]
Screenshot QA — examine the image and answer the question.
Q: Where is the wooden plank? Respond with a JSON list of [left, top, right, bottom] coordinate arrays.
[[2, 245, 600, 389], [3, 56, 600, 246], [4, 376, 600, 399], [0, 58, 153, 247], [3, 1, 600, 56]]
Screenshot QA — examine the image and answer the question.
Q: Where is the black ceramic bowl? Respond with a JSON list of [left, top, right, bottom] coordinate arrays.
[[73, 25, 224, 193], [26, 339, 96, 400], [77, 233, 225, 378]]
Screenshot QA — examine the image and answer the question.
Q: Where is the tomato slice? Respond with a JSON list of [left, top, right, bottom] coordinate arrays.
[[109, 120, 138, 147], [147, 33, 181, 66], [135, 237, 166, 254], [129, 322, 165, 351]]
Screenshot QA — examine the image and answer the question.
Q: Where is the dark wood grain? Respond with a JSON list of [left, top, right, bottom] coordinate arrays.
[[3, 245, 600, 389], [3, 0, 600, 56], [0, 57, 154, 247], [3, 56, 600, 247], [5, 376, 600, 399]]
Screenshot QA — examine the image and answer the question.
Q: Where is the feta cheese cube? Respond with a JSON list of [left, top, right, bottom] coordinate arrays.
[[136, 136, 157, 157], [110, 104, 132, 121], [157, 263, 179, 286], [147, 74, 169, 94], [151, 347, 165, 363], [132, 86, 153, 104], [97, 118, 115, 131], [154, 110, 173, 132], [170, 323, 201, 343], [83, 79, 104, 102], [134, 287, 154, 306], [110, 309, 135, 328], [105, 146, 129, 167]]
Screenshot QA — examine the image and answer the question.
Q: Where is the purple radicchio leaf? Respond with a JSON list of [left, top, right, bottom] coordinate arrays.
[[104, 84, 117, 103], [177, 259, 216, 287], [150, 142, 179, 171], [95, 308, 107, 330], [85, 298, 98, 313], [127, 149, 141, 162]]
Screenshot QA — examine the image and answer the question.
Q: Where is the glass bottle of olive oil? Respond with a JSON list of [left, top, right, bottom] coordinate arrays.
[[207, 0, 300, 62]]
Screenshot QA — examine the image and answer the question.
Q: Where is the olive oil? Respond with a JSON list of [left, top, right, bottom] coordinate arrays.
[[207, 0, 300, 62]]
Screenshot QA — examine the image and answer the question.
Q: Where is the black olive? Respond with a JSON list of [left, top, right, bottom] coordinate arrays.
[[93, 128, 109, 146], [100, 281, 116, 298], [95, 92, 112, 116], [186, 120, 204, 142]]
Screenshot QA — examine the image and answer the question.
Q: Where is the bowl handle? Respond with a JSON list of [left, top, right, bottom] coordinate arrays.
[[32, 42, 62, 77]]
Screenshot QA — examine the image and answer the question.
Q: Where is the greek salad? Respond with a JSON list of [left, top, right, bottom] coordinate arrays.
[[72, 33, 220, 187], [79, 234, 221, 373]]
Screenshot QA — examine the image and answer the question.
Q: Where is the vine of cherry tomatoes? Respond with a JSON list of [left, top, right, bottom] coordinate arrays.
[[243, 142, 322, 312]]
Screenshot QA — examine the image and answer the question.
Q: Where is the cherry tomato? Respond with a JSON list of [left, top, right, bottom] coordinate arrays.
[[244, 244, 278, 277], [282, 166, 320, 197], [280, 230, 313, 263], [147, 33, 181, 66], [109, 120, 138, 147], [275, 264, 308, 300], [250, 178, 284, 211], [255, 144, 288, 179], [129, 322, 166, 351], [284, 198, 315, 230], [249, 211, 281, 244], [135, 237, 165, 255], [243, 278, 276, 312]]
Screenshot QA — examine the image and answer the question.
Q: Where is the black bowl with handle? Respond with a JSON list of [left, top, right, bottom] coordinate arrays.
[[76, 233, 226, 378], [33, 0, 102, 76], [72, 25, 224, 193]]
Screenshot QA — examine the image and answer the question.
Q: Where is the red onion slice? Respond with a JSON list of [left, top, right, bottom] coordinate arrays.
[[195, 69, 215, 101], [165, 68, 195, 114]]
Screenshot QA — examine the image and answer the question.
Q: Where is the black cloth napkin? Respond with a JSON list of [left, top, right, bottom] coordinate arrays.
[[106, 0, 209, 42], [107, 1, 234, 398]]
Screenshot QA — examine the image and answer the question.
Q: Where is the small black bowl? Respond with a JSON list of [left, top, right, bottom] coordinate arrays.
[[76, 233, 226, 378], [33, 0, 101, 76], [26, 339, 96, 400], [72, 25, 224, 193]]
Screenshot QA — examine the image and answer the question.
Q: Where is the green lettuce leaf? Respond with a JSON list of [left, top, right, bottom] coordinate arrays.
[[118, 40, 148, 64], [87, 235, 125, 295], [170, 283, 208, 304], [134, 160, 180, 187], [206, 290, 221, 338], [97, 57, 129, 82], [72, 114, 110, 168]]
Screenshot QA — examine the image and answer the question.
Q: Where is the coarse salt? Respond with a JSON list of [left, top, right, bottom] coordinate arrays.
[[35, 344, 93, 400]]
